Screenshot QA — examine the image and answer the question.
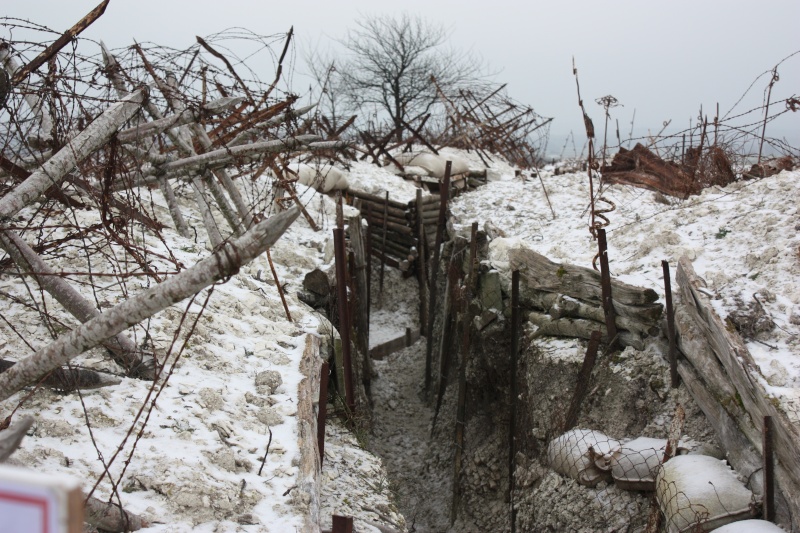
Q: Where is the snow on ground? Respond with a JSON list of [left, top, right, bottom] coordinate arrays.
[[1, 144, 797, 531], [0, 176, 380, 532], [450, 164, 800, 422]]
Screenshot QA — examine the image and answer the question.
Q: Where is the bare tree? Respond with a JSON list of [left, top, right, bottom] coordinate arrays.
[[339, 13, 483, 140]]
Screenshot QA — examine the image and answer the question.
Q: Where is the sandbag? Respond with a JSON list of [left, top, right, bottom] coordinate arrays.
[[393, 151, 470, 178], [547, 429, 620, 487], [610, 437, 687, 491], [293, 163, 348, 193], [655, 455, 756, 532], [713, 520, 786, 532]]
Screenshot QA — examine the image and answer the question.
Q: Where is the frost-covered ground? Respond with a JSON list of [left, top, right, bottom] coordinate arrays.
[[450, 166, 800, 420], [1, 147, 797, 532]]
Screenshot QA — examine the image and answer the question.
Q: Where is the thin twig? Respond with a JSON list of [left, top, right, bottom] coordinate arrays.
[[258, 427, 273, 476]]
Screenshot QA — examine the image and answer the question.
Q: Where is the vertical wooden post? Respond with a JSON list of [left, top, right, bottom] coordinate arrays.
[[333, 228, 355, 415], [317, 361, 329, 465], [508, 269, 520, 533], [416, 188, 429, 336], [596, 228, 618, 350], [366, 204, 372, 325], [425, 161, 452, 392], [379, 191, 389, 303], [764, 415, 775, 522], [332, 515, 354, 533], [662, 260, 679, 388]]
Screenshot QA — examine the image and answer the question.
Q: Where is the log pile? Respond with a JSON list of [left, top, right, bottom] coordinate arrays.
[[602, 143, 735, 199], [347, 189, 441, 275], [602, 143, 700, 199], [508, 247, 662, 349]]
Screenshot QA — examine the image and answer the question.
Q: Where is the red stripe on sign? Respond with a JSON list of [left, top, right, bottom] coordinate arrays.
[[0, 489, 50, 533]]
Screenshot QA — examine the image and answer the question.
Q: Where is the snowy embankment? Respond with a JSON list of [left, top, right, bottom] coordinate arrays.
[[451, 166, 800, 416], [0, 172, 396, 532], [2, 146, 797, 531]]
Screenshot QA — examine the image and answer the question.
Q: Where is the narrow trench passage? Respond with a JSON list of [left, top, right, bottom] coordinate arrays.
[[367, 269, 452, 532], [369, 339, 451, 533]]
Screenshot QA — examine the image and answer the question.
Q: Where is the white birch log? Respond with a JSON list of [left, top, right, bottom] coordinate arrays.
[[190, 176, 224, 249], [116, 96, 243, 144], [185, 110, 254, 228], [226, 104, 317, 147], [163, 72, 246, 236], [101, 43, 190, 239], [0, 416, 34, 462], [0, 89, 146, 220], [0, 230, 154, 377], [113, 138, 301, 190], [0, 359, 122, 391], [0, 43, 54, 147], [0, 207, 300, 403]]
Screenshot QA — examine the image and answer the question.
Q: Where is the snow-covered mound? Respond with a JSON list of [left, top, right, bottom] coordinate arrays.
[[451, 168, 800, 420]]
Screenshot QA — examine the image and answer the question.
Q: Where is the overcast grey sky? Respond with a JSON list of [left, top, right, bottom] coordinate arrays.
[[4, 0, 799, 148]]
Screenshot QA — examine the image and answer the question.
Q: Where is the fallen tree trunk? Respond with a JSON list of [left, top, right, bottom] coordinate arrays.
[[0, 89, 146, 219], [101, 42, 190, 238], [115, 96, 244, 144], [0, 230, 154, 377], [0, 359, 121, 391], [676, 257, 800, 530], [0, 207, 300, 404], [509, 247, 659, 306]]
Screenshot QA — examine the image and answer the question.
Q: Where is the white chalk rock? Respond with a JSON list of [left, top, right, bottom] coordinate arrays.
[[655, 454, 756, 532], [393, 151, 470, 178], [713, 520, 786, 532], [547, 429, 621, 487], [293, 163, 348, 193]]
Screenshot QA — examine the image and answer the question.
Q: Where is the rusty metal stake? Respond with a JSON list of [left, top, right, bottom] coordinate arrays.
[[333, 228, 355, 415], [662, 260, 679, 388], [596, 228, 618, 350], [332, 515, 353, 533], [335, 192, 344, 230], [267, 248, 292, 322], [317, 361, 329, 466], [509, 269, 520, 533], [451, 222, 478, 525], [563, 330, 601, 431], [425, 161, 452, 392], [365, 207, 372, 327], [764, 415, 775, 522]]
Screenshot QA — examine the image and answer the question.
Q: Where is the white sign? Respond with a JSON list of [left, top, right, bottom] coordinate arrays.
[[0, 464, 82, 533]]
